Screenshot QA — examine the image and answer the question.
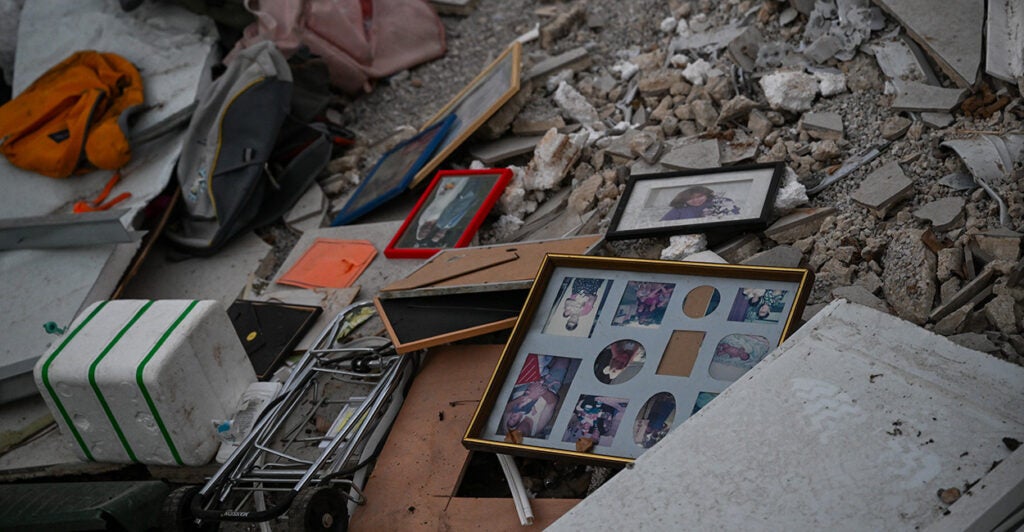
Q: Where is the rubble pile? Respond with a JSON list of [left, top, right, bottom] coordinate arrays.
[[333, 0, 1023, 364]]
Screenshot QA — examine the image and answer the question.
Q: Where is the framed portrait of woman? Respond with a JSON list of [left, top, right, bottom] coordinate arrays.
[[606, 162, 785, 240], [384, 168, 513, 258]]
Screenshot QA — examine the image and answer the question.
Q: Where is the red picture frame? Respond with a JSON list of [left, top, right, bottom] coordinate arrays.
[[384, 168, 513, 259]]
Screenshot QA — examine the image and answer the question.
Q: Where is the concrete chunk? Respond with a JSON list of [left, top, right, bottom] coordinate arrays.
[[850, 161, 914, 218], [799, 111, 843, 140], [712, 234, 762, 263], [660, 139, 721, 170], [469, 135, 543, 165], [832, 285, 889, 314], [760, 70, 818, 112], [740, 245, 803, 268], [873, 0, 984, 88], [912, 197, 965, 231], [525, 47, 592, 81], [765, 207, 836, 244], [549, 300, 1024, 531], [891, 81, 967, 112], [985, 0, 1024, 88], [920, 112, 954, 128]]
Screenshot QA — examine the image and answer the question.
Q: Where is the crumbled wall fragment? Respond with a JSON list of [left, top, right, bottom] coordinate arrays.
[[760, 70, 818, 112]]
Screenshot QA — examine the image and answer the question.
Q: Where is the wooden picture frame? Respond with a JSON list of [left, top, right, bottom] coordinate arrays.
[[463, 254, 813, 465], [606, 162, 785, 241], [331, 114, 455, 226], [410, 42, 521, 188], [384, 168, 513, 259]]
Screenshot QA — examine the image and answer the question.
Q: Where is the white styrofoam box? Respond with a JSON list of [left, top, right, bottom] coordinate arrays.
[[549, 300, 1024, 531], [33, 299, 256, 466]]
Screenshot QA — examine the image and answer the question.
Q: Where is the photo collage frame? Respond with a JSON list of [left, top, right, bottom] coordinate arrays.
[[464, 254, 813, 465]]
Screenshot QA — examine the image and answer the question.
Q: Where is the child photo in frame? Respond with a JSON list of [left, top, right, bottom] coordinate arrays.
[[497, 353, 582, 440], [633, 392, 676, 449], [726, 287, 789, 323], [708, 333, 773, 382], [561, 395, 630, 447], [542, 276, 614, 338], [611, 281, 675, 328], [593, 339, 646, 384], [384, 168, 512, 258]]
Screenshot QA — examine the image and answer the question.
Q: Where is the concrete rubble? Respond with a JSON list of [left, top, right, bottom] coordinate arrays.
[[2, 0, 1023, 528]]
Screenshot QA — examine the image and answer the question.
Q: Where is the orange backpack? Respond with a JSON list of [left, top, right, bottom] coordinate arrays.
[[0, 51, 143, 178]]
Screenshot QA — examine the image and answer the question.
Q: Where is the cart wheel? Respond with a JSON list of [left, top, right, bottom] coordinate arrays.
[[161, 485, 217, 532], [288, 487, 349, 532]]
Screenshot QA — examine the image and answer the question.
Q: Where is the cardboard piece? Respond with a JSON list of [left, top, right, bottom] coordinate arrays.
[[276, 239, 377, 289], [375, 236, 603, 354], [349, 344, 580, 531]]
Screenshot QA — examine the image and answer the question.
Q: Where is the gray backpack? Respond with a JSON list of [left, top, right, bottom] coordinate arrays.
[[167, 41, 331, 255]]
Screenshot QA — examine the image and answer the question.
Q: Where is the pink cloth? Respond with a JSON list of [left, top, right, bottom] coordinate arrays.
[[229, 0, 446, 94]]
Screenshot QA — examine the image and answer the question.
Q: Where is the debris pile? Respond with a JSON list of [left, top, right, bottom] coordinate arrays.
[[331, 0, 1024, 365]]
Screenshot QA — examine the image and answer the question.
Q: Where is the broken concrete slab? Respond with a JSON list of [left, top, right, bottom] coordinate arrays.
[[469, 135, 543, 165], [810, 66, 847, 96], [985, 294, 1021, 335], [711, 234, 762, 263], [717, 95, 759, 124], [726, 26, 764, 72], [832, 285, 889, 313], [873, 0, 983, 88], [912, 197, 965, 231], [660, 139, 721, 170], [525, 46, 592, 82], [974, 228, 1023, 262], [867, 37, 938, 87], [523, 129, 585, 191], [850, 161, 914, 218], [930, 267, 996, 323], [759, 70, 818, 112], [719, 135, 760, 165], [740, 245, 803, 268], [891, 81, 967, 112], [920, 112, 954, 128], [880, 116, 912, 140], [765, 207, 836, 244], [986, 0, 1024, 91], [553, 82, 600, 128], [941, 133, 1024, 186], [947, 332, 1000, 353], [799, 111, 843, 140], [680, 250, 728, 264], [513, 112, 567, 136], [549, 300, 1024, 531], [668, 22, 747, 56], [882, 229, 937, 324]]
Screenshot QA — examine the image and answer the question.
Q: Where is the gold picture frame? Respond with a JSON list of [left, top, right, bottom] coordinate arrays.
[[463, 254, 814, 465], [411, 41, 522, 188]]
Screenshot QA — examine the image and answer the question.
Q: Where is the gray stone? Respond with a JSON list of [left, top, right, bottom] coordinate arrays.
[[747, 109, 774, 139], [638, 69, 683, 98], [779, 7, 799, 25], [525, 47, 592, 81], [882, 229, 937, 325], [469, 135, 543, 165], [568, 173, 603, 215], [947, 332, 999, 353], [727, 26, 764, 72], [717, 96, 758, 124], [873, 0, 983, 87], [850, 161, 914, 218], [789, 0, 816, 15], [912, 197, 965, 231], [868, 38, 934, 85], [810, 140, 840, 162], [765, 207, 836, 244], [712, 234, 762, 263], [513, 112, 567, 136], [880, 116, 912, 140], [939, 277, 962, 303], [975, 229, 1022, 262], [741, 245, 803, 268], [691, 100, 719, 129], [936, 247, 963, 282], [891, 81, 968, 112], [720, 136, 760, 165], [800, 112, 843, 140], [832, 285, 889, 313], [855, 270, 883, 294], [804, 34, 843, 63], [921, 112, 955, 128], [660, 139, 721, 170], [933, 303, 970, 335], [760, 70, 818, 112], [985, 294, 1021, 335]]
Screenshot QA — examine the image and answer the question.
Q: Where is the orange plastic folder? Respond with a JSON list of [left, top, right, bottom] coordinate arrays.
[[277, 239, 377, 289]]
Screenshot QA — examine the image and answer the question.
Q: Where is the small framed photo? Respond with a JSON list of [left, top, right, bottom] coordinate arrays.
[[331, 114, 455, 226], [463, 254, 813, 465], [410, 41, 521, 188], [606, 162, 785, 240], [384, 168, 513, 258]]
